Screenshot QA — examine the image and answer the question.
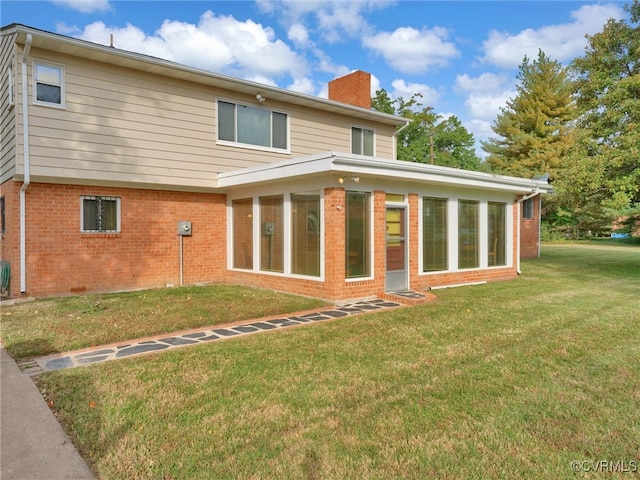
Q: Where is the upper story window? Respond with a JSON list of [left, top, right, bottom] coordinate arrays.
[[351, 127, 374, 156], [81, 196, 120, 233], [218, 100, 288, 151], [34, 62, 64, 107]]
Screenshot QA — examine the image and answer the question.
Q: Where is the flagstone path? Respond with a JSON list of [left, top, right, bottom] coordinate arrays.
[[21, 296, 422, 376]]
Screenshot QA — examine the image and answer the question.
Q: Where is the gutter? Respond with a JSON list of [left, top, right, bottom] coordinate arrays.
[[19, 33, 32, 293], [516, 188, 540, 275], [392, 121, 411, 160]]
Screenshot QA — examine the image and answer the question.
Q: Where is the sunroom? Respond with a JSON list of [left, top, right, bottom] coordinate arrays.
[[218, 152, 550, 302]]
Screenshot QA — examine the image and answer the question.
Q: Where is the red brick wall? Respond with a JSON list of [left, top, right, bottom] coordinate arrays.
[[1, 182, 227, 297], [0, 181, 20, 297], [2, 180, 531, 302], [520, 195, 540, 259], [328, 71, 372, 109]]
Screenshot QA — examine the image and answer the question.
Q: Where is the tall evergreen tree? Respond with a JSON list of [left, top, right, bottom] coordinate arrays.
[[482, 50, 575, 179]]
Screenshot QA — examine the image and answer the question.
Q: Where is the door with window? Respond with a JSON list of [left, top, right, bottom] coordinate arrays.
[[385, 207, 407, 291]]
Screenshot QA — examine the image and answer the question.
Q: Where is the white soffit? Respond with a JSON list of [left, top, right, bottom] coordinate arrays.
[[217, 152, 552, 194]]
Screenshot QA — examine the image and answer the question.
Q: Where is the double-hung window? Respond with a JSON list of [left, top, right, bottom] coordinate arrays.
[[218, 100, 288, 150], [34, 62, 64, 107], [81, 196, 120, 233], [351, 127, 374, 156]]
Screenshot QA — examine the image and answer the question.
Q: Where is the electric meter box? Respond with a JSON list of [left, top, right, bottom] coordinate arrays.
[[178, 221, 192, 236]]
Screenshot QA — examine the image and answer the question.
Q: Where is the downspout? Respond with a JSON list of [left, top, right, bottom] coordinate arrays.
[[19, 34, 32, 293], [392, 121, 411, 160], [516, 188, 539, 275], [537, 195, 542, 258]]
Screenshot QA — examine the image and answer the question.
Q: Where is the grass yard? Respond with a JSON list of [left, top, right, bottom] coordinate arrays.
[[5, 243, 640, 479], [0, 285, 328, 360]]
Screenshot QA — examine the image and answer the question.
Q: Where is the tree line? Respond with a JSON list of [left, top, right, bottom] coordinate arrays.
[[373, 0, 639, 238]]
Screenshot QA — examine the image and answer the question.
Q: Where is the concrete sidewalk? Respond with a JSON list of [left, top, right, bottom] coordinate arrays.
[[1, 346, 95, 480]]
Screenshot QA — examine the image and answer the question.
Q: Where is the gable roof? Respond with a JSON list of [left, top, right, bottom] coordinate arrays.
[[2, 23, 407, 127]]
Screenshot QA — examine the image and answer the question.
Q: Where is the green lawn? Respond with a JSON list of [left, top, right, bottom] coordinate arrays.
[[0, 285, 328, 360], [11, 244, 640, 479]]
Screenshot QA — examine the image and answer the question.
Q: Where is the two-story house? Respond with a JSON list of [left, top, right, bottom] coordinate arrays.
[[1, 24, 549, 302]]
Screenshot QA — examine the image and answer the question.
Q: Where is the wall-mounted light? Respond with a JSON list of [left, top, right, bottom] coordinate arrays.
[[337, 174, 360, 184], [256, 94, 266, 103]]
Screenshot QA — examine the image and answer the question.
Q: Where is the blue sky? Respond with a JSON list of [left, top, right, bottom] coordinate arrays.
[[1, 0, 629, 154]]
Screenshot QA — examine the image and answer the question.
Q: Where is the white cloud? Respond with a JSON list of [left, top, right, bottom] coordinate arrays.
[[72, 11, 308, 83], [52, 0, 110, 14], [363, 26, 459, 74], [257, 0, 391, 43], [455, 73, 515, 121], [287, 23, 310, 47], [390, 79, 440, 106], [287, 76, 316, 95], [455, 72, 508, 95], [481, 3, 625, 69]]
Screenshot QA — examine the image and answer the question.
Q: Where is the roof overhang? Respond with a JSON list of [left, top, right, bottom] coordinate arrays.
[[3, 24, 407, 127], [217, 152, 553, 195]]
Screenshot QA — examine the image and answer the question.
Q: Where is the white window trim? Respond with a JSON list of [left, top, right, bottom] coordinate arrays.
[[80, 196, 121, 233], [226, 190, 325, 281], [345, 189, 375, 282], [351, 125, 376, 157], [32, 60, 65, 109], [216, 98, 291, 154], [419, 195, 514, 276], [7, 60, 15, 109]]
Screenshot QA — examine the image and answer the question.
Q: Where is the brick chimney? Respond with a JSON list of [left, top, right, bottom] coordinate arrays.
[[328, 70, 371, 109]]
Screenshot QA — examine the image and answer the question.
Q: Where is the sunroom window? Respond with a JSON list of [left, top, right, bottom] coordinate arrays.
[[458, 200, 479, 269], [291, 193, 320, 276], [488, 202, 506, 266], [345, 191, 370, 278], [423, 197, 448, 272]]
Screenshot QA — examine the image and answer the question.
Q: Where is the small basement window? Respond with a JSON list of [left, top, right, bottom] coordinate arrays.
[[81, 196, 120, 233]]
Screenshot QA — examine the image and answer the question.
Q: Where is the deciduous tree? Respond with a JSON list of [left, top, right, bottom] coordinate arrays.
[[559, 0, 640, 212]]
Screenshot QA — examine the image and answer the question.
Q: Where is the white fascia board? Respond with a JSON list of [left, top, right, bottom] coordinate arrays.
[[217, 152, 552, 195], [333, 156, 553, 194], [217, 152, 340, 188]]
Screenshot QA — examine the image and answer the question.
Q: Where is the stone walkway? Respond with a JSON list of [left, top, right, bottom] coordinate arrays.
[[21, 297, 422, 376]]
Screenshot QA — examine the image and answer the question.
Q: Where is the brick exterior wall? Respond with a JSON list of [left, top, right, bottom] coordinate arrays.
[[520, 195, 541, 259], [1, 180, 531, 302], [0, 181, 226, 298], [328, 71, 372, 109]]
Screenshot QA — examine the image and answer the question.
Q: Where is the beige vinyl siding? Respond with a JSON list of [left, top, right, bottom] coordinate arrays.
[[23, 46, 398, 190], [0, 32, 17, 184]]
